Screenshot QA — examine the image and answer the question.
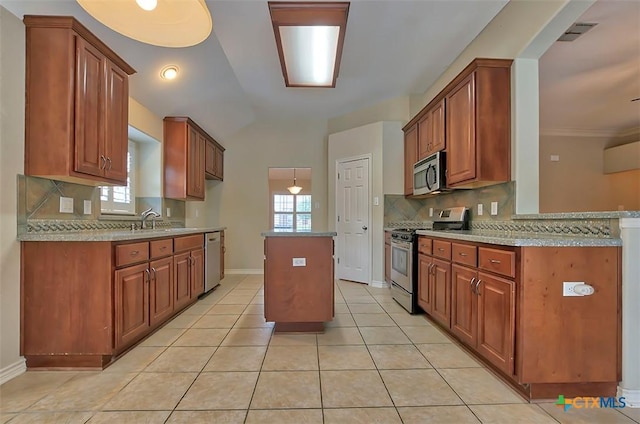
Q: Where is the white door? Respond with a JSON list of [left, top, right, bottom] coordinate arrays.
[[336, 157, 370, 284]]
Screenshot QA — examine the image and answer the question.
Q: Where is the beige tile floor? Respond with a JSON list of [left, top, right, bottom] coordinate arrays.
[[1, 275, 639, 424]]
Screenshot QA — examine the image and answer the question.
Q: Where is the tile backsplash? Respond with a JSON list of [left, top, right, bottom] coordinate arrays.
[[385, 181, 515, 225], [17, 175, 186, 234]]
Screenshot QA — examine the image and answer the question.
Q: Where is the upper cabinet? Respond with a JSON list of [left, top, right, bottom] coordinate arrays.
[[403, 58, 512, 195], [446, 59, 511, 188], [417, 99, 445, 161], [164, 117, 224, 200], [24, 16, 136, 186]]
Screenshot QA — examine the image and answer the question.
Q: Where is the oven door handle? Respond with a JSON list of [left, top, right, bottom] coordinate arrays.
[[391, 241, 412, 250]]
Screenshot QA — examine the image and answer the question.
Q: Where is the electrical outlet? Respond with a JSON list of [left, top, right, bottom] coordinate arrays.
[[166, 208, 171, 217], [550, 155, 560, 162], [563, 281, 594, 297], [491, 202, 498, 216], [59, 197, 73, 213], [195, 209, 199, 218], [477, 204, 483, 216], [83, 200, 92, 215], [373, 196, 379, 206], [315, 202, 320, 209], [429, 208, 434, 217], [292, 257, 306, 267]]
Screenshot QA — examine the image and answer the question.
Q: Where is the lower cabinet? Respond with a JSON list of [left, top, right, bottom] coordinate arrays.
[[21, 233, 205, 369], [384, 231, 391, 284]]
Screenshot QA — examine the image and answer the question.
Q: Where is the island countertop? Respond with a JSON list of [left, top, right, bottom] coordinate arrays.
[[18, 227, 226, 242], [261, 230, 337, 237]]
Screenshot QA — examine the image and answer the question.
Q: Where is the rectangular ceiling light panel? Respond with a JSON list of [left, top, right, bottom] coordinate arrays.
[[269, 2, 349, 88]]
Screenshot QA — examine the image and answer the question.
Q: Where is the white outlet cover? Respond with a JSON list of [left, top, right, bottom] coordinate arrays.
[[563, 281, 585, 297], [477, 204, 483, 216], [373, 196, 379, 206], [83, 200, 92, 215], [429, 208, 434, 217], [292, 257, 306, 267], [550, 155, 560, 162], [59, 197, 73, 213], [166, 207, 171, 217], [491, 202, 498, 215]]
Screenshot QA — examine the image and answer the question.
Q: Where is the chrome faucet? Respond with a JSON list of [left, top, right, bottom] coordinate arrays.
[[141, 207, 161, 229]]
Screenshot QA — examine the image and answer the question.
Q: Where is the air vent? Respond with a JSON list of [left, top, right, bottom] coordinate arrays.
[[558, 22, 597, 42]]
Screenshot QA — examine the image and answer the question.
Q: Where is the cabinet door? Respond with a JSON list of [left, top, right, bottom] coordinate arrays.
[[186, 127, 205, 199], [190, 248, 205, 299], [430, 258, 451, 328], [451, 264, 477, 346], [149, 257, 174, 327], [103, 59, 129, 184], [404, 125, 418, 195], [205, 139, 215, 177], [417, 113, 431, 161], [115, 263, 149, 350], [174, 252, 191, 310], [214, 146, 224, 180], [74, 37, 105, 178], [446, 73, 476, 185], [430, 99, 445, 153], [476, 272, 515, 375], [417, 254, 432, 313]]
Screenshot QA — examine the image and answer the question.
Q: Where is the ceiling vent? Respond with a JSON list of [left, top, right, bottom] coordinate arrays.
[[558, 22, 597, 42]]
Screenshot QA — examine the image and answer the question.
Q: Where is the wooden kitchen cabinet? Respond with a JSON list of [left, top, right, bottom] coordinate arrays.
[[205, 138, 225, 181], [417, 253, 433, 313], [417, 236, 451, 328], [417, 99, 445, 160], [164, 117, 206, 200], [23, 16, 135, 186], [174, 252, 193, 311], [430, 258, 451, 328], [446, 59, 511, 188], [403, 124, 418, 196], [21, 233, 205, 369]]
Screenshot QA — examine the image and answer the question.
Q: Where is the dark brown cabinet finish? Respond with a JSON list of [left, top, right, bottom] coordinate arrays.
[[404, 124, 418, 196], [446, 59, 511, 188], [24, 16, 135, 186], [417, 253, 432, 313], [205, 139, 225, 181], [21, 234, 207, 369], [430, 258, 451, 328], [451, 264, 477, 346], [417, 99, 445, 160]]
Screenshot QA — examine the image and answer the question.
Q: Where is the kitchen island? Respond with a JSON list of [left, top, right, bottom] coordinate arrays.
[[261, 230, 337, 332]]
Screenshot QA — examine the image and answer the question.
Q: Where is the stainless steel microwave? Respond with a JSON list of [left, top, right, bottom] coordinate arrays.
[[413, 151, 446, 196]]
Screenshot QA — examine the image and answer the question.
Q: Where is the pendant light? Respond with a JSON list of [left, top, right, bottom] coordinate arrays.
[[288, 168, 302, 194]]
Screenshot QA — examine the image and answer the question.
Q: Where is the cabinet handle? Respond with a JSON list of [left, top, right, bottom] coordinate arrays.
[[489, 259, 501, 264], [144, 268, 150, 283], [459, 252, 468, 257], [130, 250, 139, 256], [100, 155, 106, 170], [106, 157, 112, 171], [151, 267, 157, 280], [160, 246, 167, 250], [438, 248, 444, 252], [470, 277, 476, 292], [475, 279, 482, 295]]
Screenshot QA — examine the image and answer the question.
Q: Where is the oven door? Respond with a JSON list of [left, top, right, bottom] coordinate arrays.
[[390, 239, 413, 293]]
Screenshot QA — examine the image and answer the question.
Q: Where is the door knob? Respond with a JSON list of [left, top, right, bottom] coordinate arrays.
[[362, 226, 368, 231]]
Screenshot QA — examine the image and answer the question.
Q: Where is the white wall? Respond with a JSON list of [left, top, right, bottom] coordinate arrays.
[[328, 122, 403, 285], [211, 117, 329, 273], [0, 6, 25, 376], [328, 96, 410, 135]]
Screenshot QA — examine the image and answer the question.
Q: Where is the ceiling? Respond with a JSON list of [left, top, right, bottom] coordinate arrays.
[[539, 0, 640, 137], [2, 0, 637, 143]]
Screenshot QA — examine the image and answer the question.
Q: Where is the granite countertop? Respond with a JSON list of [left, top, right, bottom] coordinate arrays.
[[261, 230, 337, 237], [415, 229, 621, 247], [17, 227, 226, 242]]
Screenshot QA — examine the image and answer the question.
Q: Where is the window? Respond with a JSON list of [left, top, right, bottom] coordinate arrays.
[[273, 194, 311, 231], [100, 141, 136, 215]]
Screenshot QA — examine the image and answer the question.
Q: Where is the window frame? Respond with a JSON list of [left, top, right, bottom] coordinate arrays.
[[100, 140, 136, 215], [273, 193, 312, 232]]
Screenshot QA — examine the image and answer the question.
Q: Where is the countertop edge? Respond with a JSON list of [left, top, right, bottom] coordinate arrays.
[[414, 229, 622, 247], [17, 227, 227, 242]]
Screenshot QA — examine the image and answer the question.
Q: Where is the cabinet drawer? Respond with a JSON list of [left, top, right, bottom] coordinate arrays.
[[150, 238, 173, 259], [417, 237, 432, 255], [174, 234, 204, 252], [478, 247, 515, 278], [452, 243, 476, 267], [116, 242, 149, 267], [432, 240, 451, 260]]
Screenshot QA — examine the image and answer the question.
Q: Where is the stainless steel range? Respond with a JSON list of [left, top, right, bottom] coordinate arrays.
[[390, 228, 418, 314]]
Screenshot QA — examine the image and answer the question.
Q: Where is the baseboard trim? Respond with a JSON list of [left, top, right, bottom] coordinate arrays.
[[225, 269, 264, 275], [618, 386, 640, 408], [0, 357, 26, 384], [369, 280, 389, 289]]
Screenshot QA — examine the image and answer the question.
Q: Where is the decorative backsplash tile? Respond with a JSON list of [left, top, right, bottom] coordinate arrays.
[[17, 175, 187, 234], [385, 181, 515, 224]]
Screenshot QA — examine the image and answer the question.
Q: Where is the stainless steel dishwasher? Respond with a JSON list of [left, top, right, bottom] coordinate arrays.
[[204, 232, 221, 293]]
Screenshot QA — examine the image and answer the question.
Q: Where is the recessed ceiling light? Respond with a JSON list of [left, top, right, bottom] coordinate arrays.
[[161, 65, 179, 80], [136, 0, 157, 11]]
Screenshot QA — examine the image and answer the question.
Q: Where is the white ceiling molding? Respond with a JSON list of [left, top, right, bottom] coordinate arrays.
[[540, 128, 629, 138]]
